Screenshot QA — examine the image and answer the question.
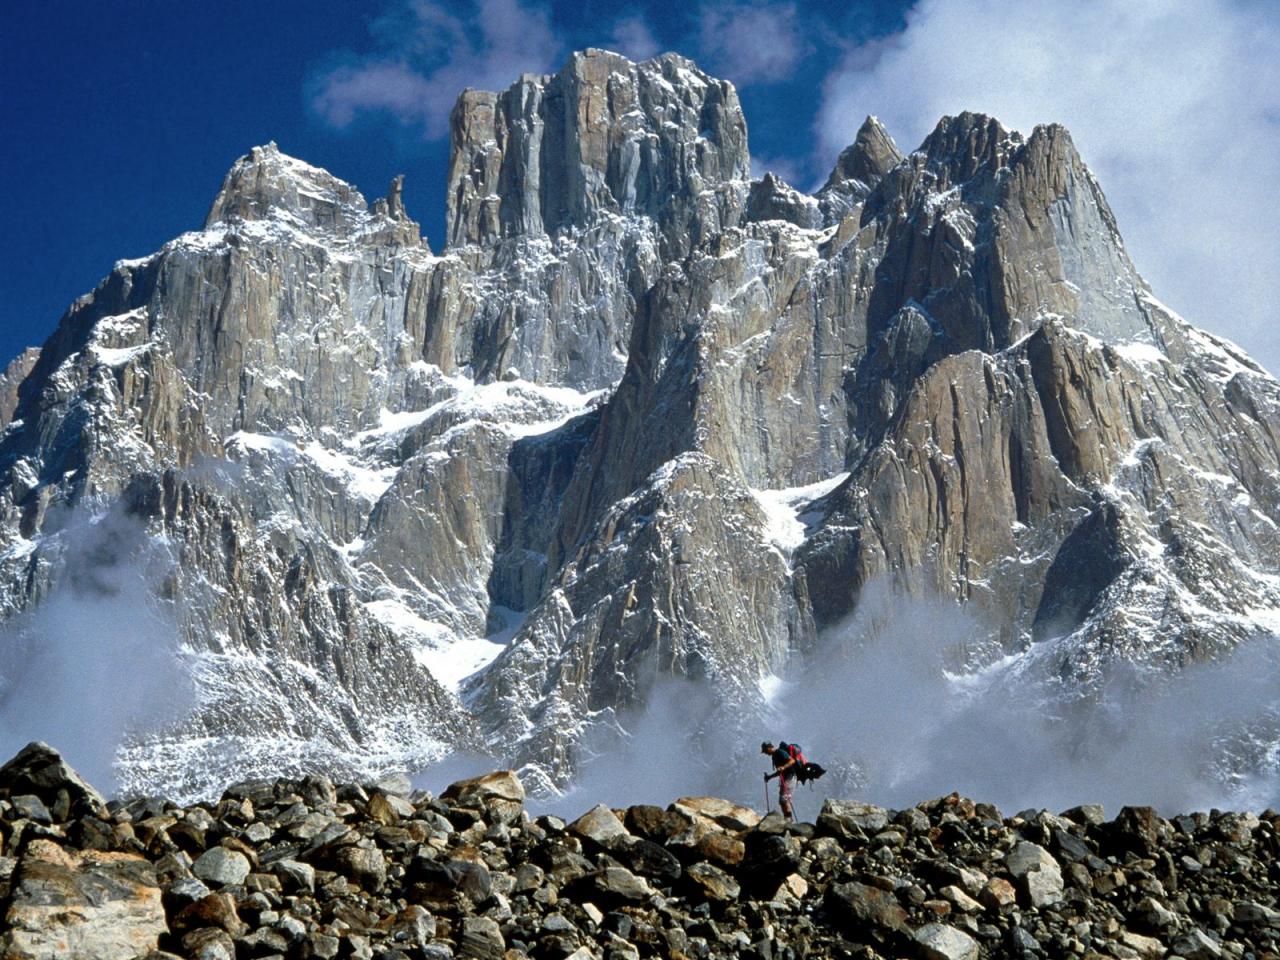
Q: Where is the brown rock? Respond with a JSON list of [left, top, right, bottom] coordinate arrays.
[[0, 839, 166, 959], [671, 796, 762, 832], [173, 892, 246, 936], [979, 877, 1017, 911], [441, 771, 525, 825]]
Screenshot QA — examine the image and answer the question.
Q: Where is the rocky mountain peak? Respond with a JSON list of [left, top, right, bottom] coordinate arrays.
[[916, 111, 1022, 184], [445, 49, 749, 249], [205, 142, 361, 230], [3, 49, 1280, 808], [204, 142, 420, 245], [826, 114, 903, 190]]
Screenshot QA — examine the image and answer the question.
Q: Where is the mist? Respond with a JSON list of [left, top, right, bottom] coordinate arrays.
[[0, 505, 193, 794], [538, 581, 1279, 821], [9, 497, 1271, 820]]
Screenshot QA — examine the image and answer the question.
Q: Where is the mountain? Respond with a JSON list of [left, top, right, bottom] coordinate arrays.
[[2, 49, 1279, 800]]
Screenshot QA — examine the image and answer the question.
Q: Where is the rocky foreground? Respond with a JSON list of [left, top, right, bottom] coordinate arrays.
[[0, 744, 1277, 960]]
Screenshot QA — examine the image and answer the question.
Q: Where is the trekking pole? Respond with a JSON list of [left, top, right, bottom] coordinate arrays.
[[763, 773, 771, 815]]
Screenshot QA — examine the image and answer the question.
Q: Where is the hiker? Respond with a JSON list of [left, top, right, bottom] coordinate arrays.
[[762, 740, 797, 822]]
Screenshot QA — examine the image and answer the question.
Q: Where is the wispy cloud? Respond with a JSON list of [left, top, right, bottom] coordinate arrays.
[[698, 2, 808, 85], [310, 0, 562, 138], [605, 14, 662, 61], [815, 0, 1280, 374]]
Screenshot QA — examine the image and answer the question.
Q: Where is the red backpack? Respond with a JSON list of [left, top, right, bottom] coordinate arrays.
[[780, 741, 806, 767], [780, 742, 826, 785]]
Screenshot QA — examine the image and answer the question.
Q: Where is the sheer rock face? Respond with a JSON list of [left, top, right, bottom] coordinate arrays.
[[0, 348, 39, 427], [446, 49, 750, 251], [2, 51, 1280, 796]]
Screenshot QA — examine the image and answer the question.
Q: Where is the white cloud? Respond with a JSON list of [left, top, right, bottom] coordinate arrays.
[[311, 0, 562, 138], [816, 0, 1280, 374], [699, 2, 808, 85], [312, 61, 436, 129], [605, 15, 662, 61]]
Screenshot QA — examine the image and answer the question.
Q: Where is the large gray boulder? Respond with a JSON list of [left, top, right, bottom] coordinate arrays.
[[914, 923, 980, 960], [191, 848, 250, 888], [1005, 841, 1064, 908]]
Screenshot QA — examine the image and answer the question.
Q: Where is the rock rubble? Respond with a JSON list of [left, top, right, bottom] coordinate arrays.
[[1, 744, 1278, 960]]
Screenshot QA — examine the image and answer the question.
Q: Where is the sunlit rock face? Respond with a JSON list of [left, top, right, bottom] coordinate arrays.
[[2, 48, 1280, 798]]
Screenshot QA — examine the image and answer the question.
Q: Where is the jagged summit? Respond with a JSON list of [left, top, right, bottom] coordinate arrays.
[[205, 141, 422, 247], [445, 48, 749, 249], [206, 141, 363, 230], [3, 49, 1279, 802], [826, 114, 903, 190], [914, 111, 1021, 179]]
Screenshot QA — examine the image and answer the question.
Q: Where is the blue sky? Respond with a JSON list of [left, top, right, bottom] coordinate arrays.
[[4, 0, 1278, 373]]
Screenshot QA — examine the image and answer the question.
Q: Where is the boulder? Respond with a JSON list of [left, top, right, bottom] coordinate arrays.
[[297, 773, 337, 807], [817, 799, 890, 840], [1109, 806, 1165, 855], [624, 804, 692, 843], [334, 845, 387, 891], [671, 797, 761, 831], [0, 839, 166, 959], [823, 881, 908, 934], [588, 866, 653, 903], [914, 923, 979, 960], [409, 856, 492, 903], [683, 861, 740, 901], [181, 927, 236, 960], [191, 847, 250, 888], [367, 791, 411, 825], [612, 836, 682, 882], [268, 858, 315, 894], [440, 771, 525, 825], [459, 916, 505, 960], [568, 804, 630, 847], [939, 885, 982, 913], [1118, 930, 1166, 958], [9, 795, 52, 824], [742, 832, 802, 884], [386, 905, 437, 948], [0, 742, 105, 815], [1172, 928, 1225, 960], [162, 876, 212, 912], [979, 877, 1017, 911], [1234, 900, 1280, 927], [1005, 841, 1063, 908], [1132, 895, 1178, 932], [1061, 804, 1105, 826], [172, 892, 246, 936]]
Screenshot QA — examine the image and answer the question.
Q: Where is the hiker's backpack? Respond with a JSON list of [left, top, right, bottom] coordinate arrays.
[[780, 741, 806, 768], [781, 741, 827, 786]]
